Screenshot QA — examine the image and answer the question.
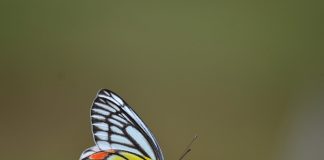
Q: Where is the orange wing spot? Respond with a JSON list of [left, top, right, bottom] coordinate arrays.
[[89, 152, 109, 160]]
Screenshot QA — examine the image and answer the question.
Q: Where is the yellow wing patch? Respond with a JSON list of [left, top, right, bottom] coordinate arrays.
[[108, 151, 151, 160], [107, 155, 125, 160]]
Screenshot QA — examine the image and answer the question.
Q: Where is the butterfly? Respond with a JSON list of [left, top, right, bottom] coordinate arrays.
[[80, 89, 164, 160]]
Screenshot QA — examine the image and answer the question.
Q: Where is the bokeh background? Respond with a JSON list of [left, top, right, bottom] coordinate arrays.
[[1, 1, 323, 160]]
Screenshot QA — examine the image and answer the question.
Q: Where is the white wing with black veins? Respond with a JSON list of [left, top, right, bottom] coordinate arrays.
[[89, 89, 164, 160]]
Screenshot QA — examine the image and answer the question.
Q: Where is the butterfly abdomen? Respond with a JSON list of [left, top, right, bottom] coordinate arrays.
[[84, 150, 151, 160]]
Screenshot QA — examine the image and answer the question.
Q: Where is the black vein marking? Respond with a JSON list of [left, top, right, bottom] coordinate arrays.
[[122, 125, 150, 158]]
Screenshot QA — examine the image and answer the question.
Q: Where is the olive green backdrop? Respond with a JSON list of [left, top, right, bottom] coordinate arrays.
[[0, 1, 323, 160]]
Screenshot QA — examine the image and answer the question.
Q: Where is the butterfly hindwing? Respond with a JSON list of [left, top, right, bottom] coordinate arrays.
[[89, 89, 164, 160], [80, 146, 100, 160]]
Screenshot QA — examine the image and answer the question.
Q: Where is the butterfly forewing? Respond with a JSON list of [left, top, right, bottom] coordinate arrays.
[[85, 89, 164, 160]]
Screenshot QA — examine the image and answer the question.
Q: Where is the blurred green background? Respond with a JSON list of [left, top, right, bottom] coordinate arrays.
[[0, 1, 323, 160]]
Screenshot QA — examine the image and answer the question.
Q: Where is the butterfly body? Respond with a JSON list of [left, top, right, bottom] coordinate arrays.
[[80, 89, 164, 160]]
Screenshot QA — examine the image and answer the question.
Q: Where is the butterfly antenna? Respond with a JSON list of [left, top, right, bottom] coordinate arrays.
[[178, 135, 198, 160]]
